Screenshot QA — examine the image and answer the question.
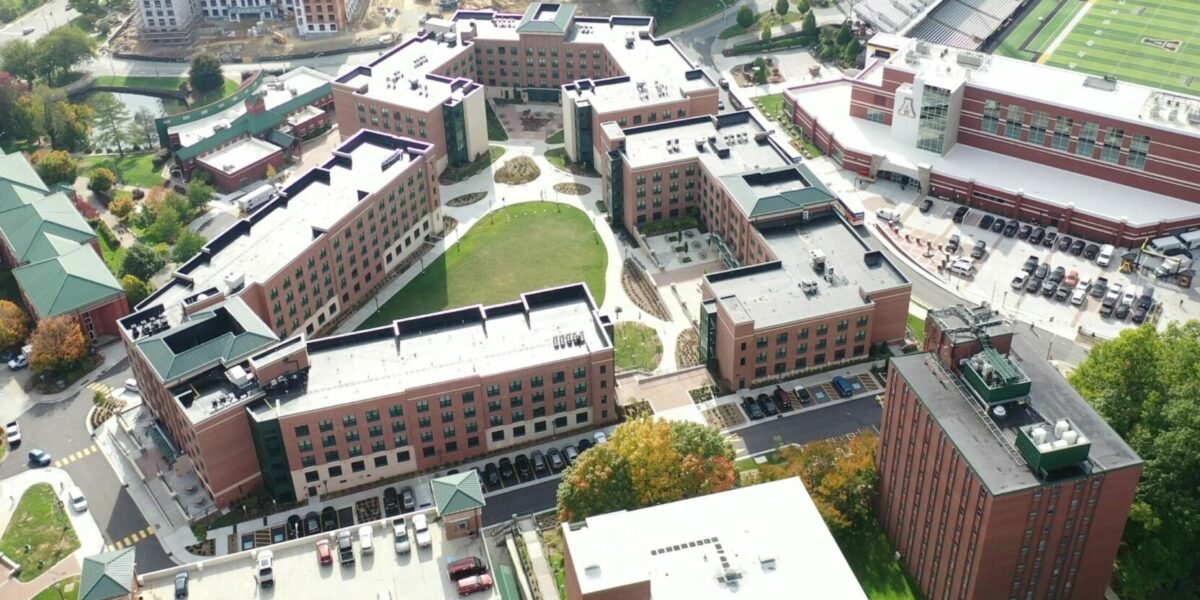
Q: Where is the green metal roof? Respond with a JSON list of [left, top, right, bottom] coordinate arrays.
[[12, 244, 123, 319], [0, 151, 51, 193], [135, 297, 277, 382], [174, 82, 332, 162], [721, 163, 839, 219], [80, 547, 135, 600], [266, 129, 295, 148], [495, 565, 521, 599], [516, 3, 576, 35], [431, 470, 486, 516], [0, 192, 96, 263]]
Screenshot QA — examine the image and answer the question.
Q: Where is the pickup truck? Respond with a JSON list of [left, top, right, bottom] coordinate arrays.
[[337, 530, 355, 566], [1102, 283, 1123, 308]]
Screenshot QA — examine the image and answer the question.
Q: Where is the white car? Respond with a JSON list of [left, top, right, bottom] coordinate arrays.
[[1070, 288, 1087, 306], [392, 517, 411, 554], [7, 353, 28, 370], [67, 486, 87, 512], [5, 421, 19, 445], [593, 431, 608, 445], [875, 208, 900, 223], [358, 525, 374, 554], [412, 513, 432, 548], [255, 550, 275, 588], [124, 379, 140, 394]]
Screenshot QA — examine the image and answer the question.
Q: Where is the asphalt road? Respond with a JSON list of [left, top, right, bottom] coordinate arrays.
[[0, 0, 75, 43], [0, 357, 174, 571]]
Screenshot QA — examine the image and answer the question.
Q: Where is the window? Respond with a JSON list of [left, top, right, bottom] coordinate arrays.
[[345, 430, 359, 442], [318, 419, 333, 432], [439, 395, 453, 408], [981, 100, 1001, 134], [389, 404, 403, 418], [416, 400, 429, 413], [325, 451, 340, 463], [365, 410, 380, 422], [394, 434, 408, 447], [1076, 122, 1099, 156], [1052, 116, 1073, 151], [1004, 105, 1024, 139], [351, 460, 365, 473], [374, 455, 388, 468], [1029, 111, 1049, 145], [531, 375, 544, 388], [328, 465, 342, 477], [491, 430, 505, 442], [299, 440, 313, 452], [1127, 134, 1150, 169], [322, 435, 336, 448], [395, 450, 411, 462], [368, 425, 383, 438], [487, 384, 500, 397], [418, 416, 431, 428], [342, 414, 357, 427], [391, 421, 406, 433]]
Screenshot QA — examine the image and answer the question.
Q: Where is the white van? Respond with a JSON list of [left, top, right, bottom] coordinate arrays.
[[875, 208, 900, 224], [1148, 235, 1183, 255], [1096, 244, 1115, 267], [948, 258, 975, 277]]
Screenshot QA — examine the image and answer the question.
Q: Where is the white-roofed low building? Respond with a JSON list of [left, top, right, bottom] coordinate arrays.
[[561, 478, 866, 600]]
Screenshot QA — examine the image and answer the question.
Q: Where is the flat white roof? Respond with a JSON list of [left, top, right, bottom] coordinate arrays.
[[788, 81, 1200, 226], [888, 37, 1200, 139], [197, 137, 280, 174], [338, 33, 469, 113], [563, 478, 866, 599]]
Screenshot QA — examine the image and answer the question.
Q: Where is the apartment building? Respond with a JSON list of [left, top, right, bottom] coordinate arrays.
[[136, 0, 198, 45], [878, 305, 1142, 600], [786, 34, 1200, 246], [332, 3, 717, 174], [294, 0, 363, 36]]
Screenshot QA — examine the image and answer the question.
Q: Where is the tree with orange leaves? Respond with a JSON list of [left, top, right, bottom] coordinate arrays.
[[757, 430, 878, 531], [0, 300, 30, 350], [556, 418, 736, 522], [29, 315, 89, 378]]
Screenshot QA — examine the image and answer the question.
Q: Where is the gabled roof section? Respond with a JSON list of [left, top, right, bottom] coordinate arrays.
[[516, 2, 576, 35], [12, 244, 123, 318], [80, 547, 136, 600], [431, 469, 486, 515], [0, 151, 51, 194], [721, 163, 839, 219], [0, 191, 96, 263], [134, 297, 277, 382]]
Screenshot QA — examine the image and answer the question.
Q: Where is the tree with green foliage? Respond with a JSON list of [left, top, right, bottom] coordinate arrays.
[[836, 20, 853, 45], [736, 5, 755, 29], [557, 419, 736, 522], [108, 194, 134, 220], [775, 0, 788, 16], [89, 92, 131, 157], [752, 56, 769, 84], [130, 107, 158, 148], [0, 40, 38, 87], [145, 204, 182, 244], [759, 431, 878, 531], [843, 38, 862, 63], [68, 0, 106, 20], [186, 179, 214, 212], [0, 77, 40, 146], [803, 10, 817, 37], [172, 229, 205, 262], [796, 0, 809, 11], [761, 26, 771, 42], [30, 149, 77, 186], [121, 242, 167, 281], [33, 26, 95, 83], [45, 98, 93, 152], [1069, 322, 1200, 598], [188, 52, 223, 94], [88, 167, 116, 194], [120, 274, 154, 307]]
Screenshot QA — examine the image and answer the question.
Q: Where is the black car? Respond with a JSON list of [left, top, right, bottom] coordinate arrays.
[[947, 234, 960, 253], [577, 438, 593, 452], [1042, 231, 1058, 247], [1132, 292, 1154, 324], [1099, 302, 1115, 318], [303, 512, 321, 536], [1048, 266, 1066, 284], [1034, 263, 1050, 279], [1021, 255, 1039, 273], [1090, 277, 1108, 298], [1114, 302, 1131, 320], [1057, 235, 1073, 251], [498, 457, 516, 482], [175, 572, 189, 599], [991, 218, 1006, 233], [1083, 243, 1101, 260], [514, 454, 534, 481], [743, 397, 764, 419], [1041, 280, 1057, 297], [1029, 227, 1045, 245], [1025, 277, 1043, 294], [1069, 239, 1086, 256], [970, 240, 987, 259], [483, 463, 501, 487], [383, 487, 400, 517], [953, 206, 969, 223], [756, 393, 778, 416], [979, 214, 995, 230], [1054, 285, 1072, 302], [1003, 220, 1019, 237], [919, 198, 933, 213], [1017, 224, 1033, 239]]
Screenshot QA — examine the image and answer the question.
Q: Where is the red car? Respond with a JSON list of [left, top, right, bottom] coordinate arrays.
[[457, 574, 494, 596], [315, 539, 332, 566]]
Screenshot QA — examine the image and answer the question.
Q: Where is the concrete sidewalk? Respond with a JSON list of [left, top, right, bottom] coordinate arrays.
[[518, 517, 559, 600]]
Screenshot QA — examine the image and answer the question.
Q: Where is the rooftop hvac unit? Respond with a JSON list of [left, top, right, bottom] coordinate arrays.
[[225, 272, 246, 292], [625, 33, 635, 48], [956, 52, 983, 67]]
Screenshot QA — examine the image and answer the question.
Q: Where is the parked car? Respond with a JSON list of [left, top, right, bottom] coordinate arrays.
[[316, 539, 333, 566], [498, 457, 516, 482], [953, 206, 969, 223], [28, 449, 51, 467], [400, 486, 416, 513], [719, 78, 729, 89], [66, 486, 87, 512], [772, 387, 792, 411], [1042, 231, 1058, 247], [22, 26, 34, 35], [1057, 235, 1073, 251], [1011, 272, 1029, 290], [1021, 255, 1039, 273], [359, 526, 374, 555], [447, 556, 489, 581], [337, 530, 355, 565], [1102, 283, 1123, 308], [174, 572, 189, 598], [393, 517, 411, 554], [946, 234, 960, 253], [593, 431, 608, 445], [876, 207, 900, 223], [1017, 224, 1033, 239], [793, 385, 811, 404], [255, 550, 275, 588], [743, 396, 764, 419], [383, 487, 399, 516], [456, 574, 495, 596], [970, 240, 987, 259], [991, 218, 1006, 233], [124, 379, 140, 394], [7, 353, 28, 370], [1041, 280, 1057, 297], [717, 100, 725, 110], [483, 463, 501, 487], [756, 393, 778, 416], [832, 376, 854, 398], [304, 512, 320, 536], [919, 198, 933, 212], [1114, 301, 1131, 320], [1029, 227, 1045, 245], [1025, 276, 1043, 294], [978, 214, 995, 230], [1054, 285, 1072, 302], [1132, 289, 1155, 324], [1084, 243, 1101, 260], [1034, 263, 1049, 279], [577, 438, 593, 452], [563, 445, 580, 465], [1076, 276, 1091, 294], [1048, 266, 1066, 284], [5, 421, 20, 446], [530, 450, 548, 473], [547, 447, 566, 472], [413, 513, 432, 548], [1091, 277, 1109, 298], [1064, 270, 1079, 288], [1070, 239, 1086, 256], [514, 454, 533, 481], [1097, 244, 1115, 267], [1070, 287, 1088, 306], [1003, 220, 1019, 237]]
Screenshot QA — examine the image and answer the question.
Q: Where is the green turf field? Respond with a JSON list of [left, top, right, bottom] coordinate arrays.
[[1042, 0, 1200, 96], [994, 0, 1086, 60]]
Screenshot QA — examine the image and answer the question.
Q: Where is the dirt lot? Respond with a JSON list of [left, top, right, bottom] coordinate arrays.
[[460, 0, 639, 15]]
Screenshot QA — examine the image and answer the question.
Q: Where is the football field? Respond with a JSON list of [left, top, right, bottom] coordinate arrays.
[[1041, 0, 1200, 97]]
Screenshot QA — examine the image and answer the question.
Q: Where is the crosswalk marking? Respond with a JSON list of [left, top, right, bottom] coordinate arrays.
[[53, 444, 98, 468], [105, 526, 157, 552], [86, 382, 114, 396]]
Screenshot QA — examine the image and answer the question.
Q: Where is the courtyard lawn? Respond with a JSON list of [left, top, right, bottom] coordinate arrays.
[[486, 102, 509, 141], [752, 93, 785, 120], [97, 230, 127, 275], [81, 154, 165, 188], [614, 322, 663, 372], [195, 79, 242, 107], [836, 518, 923, 600], [544, 148, 599, 177], [907, 314, 925, 345], [655, 0, 728, 34], [358, 203, 607, 329], [31, 575, 81, 600], [0, 483, 81, 583], [439, 146, 506, 185], [94, 75, 188, 92]]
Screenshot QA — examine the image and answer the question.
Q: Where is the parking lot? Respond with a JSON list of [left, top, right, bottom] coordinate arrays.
[[875, 196, 1197, 343], [734, 371, 882, 423], [139, 511, 498, 600]]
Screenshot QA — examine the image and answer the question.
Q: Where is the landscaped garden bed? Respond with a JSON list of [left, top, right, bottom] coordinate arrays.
[[543, 148, 599, 177], [494, 156, 541, 185], [553, 182, 591, 196], [446, 192, 488, 207]]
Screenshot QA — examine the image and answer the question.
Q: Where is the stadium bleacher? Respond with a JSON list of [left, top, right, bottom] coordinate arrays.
[[908, 0, 1022, 49]]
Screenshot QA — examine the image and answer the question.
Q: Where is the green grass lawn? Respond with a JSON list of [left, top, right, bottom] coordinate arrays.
[[31, 575, 81, 600], [0, 483, 81, 583], [993, 0, 1073, 60], [752, 93, 785, 120], [439, 146, 506, 185], [655, 0, 730, 34], [614, 322, 663, 371], [720, 9, 803, 39], [545, 129, 564, 144], [1043, 0, 1200, 96], [193, 79, 242, 107], [94, 75, 187, 91], [81, 153, 165, 188], [97, 229, 127, 275], [358, 203, 607, 329], [541, 528, 568, 600], [544, 148, 600, 177], [836, 518, 924, 600], [486, 102, 508, 141], [907, 314, 925, 345]]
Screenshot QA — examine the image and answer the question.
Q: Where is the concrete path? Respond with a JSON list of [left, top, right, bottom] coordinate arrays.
[[517, 517, 559, 600]]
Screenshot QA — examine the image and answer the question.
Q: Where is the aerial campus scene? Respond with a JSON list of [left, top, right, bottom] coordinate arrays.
[[0, 0, 1198, 598]]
